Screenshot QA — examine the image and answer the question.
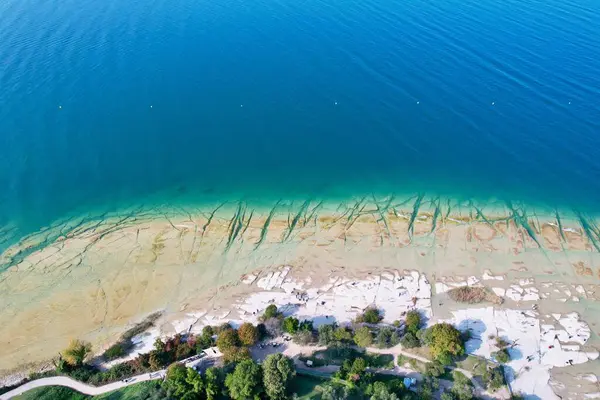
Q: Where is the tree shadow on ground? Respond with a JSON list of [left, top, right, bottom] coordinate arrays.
[[457, 319, 487, 354]]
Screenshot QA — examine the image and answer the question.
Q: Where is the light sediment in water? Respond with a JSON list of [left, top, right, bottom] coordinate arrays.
[[0, 198, 599, 373]]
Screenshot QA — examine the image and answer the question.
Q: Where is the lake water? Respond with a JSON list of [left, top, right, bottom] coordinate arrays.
[[1, 0, 600, 251]]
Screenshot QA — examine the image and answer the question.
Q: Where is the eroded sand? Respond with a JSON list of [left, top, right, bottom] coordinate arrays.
[[1, 199, 600, 378]]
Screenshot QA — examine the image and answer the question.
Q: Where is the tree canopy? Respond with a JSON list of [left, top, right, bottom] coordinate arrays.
[[216, 328, 240, 352], [238, 323, 259, 346], [427, 323, 465, 362], [225, 359, 263, 400], [262, 353, 296, 400], [354, 326, 373, 348]]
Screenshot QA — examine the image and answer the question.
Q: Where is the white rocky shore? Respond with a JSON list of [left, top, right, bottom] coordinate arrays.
[[108, 267, 599, 400]]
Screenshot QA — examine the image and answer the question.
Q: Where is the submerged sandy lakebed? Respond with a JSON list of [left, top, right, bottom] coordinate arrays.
[[0, 198, 599, 396]]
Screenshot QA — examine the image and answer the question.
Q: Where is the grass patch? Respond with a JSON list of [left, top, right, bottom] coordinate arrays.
[[456, 355, 495, 376], [13, 381, 164, 400], [14, 386, 87, 400], [448, 286, 503, 305]]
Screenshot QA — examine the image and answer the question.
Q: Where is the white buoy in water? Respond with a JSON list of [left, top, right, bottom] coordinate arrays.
[[58, 105, 62, 109], [492, 102, 495, 105], [334, 101, 338, 105], [150, 105, 153, 108], [417, 101, 420, 105]]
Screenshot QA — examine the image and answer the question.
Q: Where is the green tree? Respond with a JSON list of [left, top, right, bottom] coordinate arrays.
[[203, 325, 215, 336], [216, 328, 240, 352], [400, 332, 420, 349], [417, 376, 439, 400], [185, 367, 204, 393], [405, 311, 421, 335], [348, 357, 367, 381], [262, 353, 296, 400], [165, 363, 192, 396], [320, 383, 346, 400], [375, 327, 400, 348], [360, 307, 383, 324], [428, 323, 465, 362], [238, 323, 259, 346], [225, 360, 263, 400], [298, 320, 313, 332], [154, 337, 166, 352], [450, 370, 474, 400], [223, 346, 252, 364], [63, 339, 92, 367], [264, 304, 280, 319], [441, 392, 457, 400], [483, 366, 505, 391], [283, 317, 300, 334], [205, 367, 223, 400], [493, 348, 510, 364], [196, 333, 214, 353], [424, 361, 445, 377], [354, 326, 373, 348], [369, 381, 399, 400], [334, 327, 353, 342], [318, 324, 336, 346]]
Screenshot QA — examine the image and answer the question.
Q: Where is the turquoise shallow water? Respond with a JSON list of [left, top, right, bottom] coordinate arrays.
[[1, 0, 600, 250]]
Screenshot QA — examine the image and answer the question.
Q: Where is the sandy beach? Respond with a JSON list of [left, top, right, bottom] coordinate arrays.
[[0, 198, 599, 395]]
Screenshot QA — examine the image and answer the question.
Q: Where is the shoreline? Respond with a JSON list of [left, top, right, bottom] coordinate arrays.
[[1, 202, 600, 379], [3, 266, 599, 399]]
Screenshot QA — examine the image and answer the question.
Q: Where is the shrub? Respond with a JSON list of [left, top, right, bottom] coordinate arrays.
[[400, 332, 420, 348], [437, 351, 454, 366], [238, 323, 259, 346], [357, 307, 383, 324], [353, 326, 373, 348], [447, 286, 502, 304], [493, 348, 511, 364], [405, 310, 421, 335], [196, 332, 214, 353], [216, 328, 239, 352], [103, 343, 125, 360], [202, 325, 215, 336], [63, 339, 92, 367], [283, 317, 300, 334]]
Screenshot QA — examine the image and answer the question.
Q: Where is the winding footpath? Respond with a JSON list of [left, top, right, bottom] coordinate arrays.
[[0, 370, 165, 400]]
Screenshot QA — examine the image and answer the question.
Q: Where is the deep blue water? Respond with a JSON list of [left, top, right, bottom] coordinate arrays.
[[1, 0, 600, 247]]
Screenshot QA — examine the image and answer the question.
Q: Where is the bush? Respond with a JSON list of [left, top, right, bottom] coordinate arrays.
[[216, 328, 240, 352], [63, 339, 92, 367], [353, 326, 373, 348], [400, 332, 420, 349], [357, 307, 383, 324], [298, 320, 313, 332], [103, 343, 125, 360], [493, 348, 510, 364], [238, 323, 259, 346], [262, 354, 296, 400], [196, 332, 214, 353], [437, 351, 454, 366], [447, 286, 502, 304], [283, 317, 300, 334]]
